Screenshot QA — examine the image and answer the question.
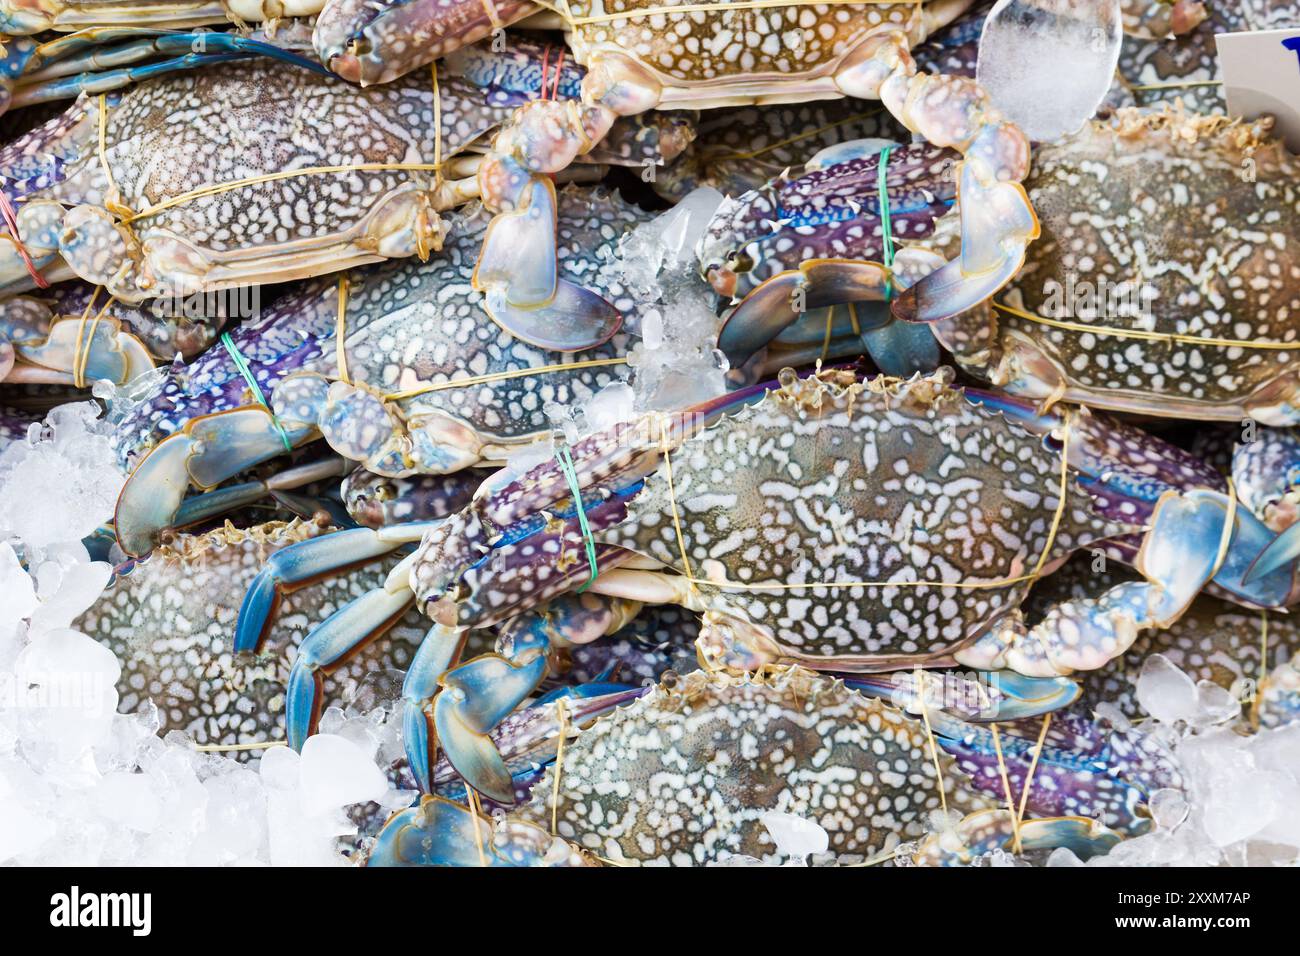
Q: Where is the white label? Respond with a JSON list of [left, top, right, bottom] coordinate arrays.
[[1216, 28, 1300, 151]]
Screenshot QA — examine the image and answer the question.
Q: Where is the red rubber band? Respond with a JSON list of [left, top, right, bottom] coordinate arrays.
[[551, 49, 565, 100], [538, 45, 551, 101], [0, 191, 50, 289]]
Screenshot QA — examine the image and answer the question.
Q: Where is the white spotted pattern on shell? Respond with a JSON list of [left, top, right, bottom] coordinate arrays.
[[564, 0, 924, 82], [522, 668, 987, 864], [326, 189, 649, 436], [51, 58, 504, 254], [599, 375, 1123, 659], [998, 110, 1300, 414], [75, 520, 425, 752]]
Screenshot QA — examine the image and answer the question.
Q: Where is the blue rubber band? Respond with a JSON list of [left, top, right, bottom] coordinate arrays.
[[219, 332, 293, 453], [554, 445, 598, 593]]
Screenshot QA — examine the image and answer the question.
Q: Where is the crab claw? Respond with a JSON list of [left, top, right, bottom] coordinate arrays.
[[891, 159, 1038, 323], [959, 489, 1231, 677], [113, 406, 316, 557], [474, 175, 622, 351], [432, 653, 548, 804], [314, 0, 536, 85], [1245, 522, 1300, 586], [367, 795, 591, 867]]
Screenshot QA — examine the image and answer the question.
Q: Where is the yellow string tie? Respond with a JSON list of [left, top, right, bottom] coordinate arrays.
[[96, 94, 138, 224], [335, 276, 352, 386], [819, 304, 835, 363], [71, 293, 116, 389], [1129, 78, 1223, 93], [194, 739, 287, 753], [466, 786, 488, 867], [1014, 712, 1054, 840], [988, 722, 1023, 855], [383, 356, 630, 403], [913, 670, 948, 816], [1254, 610, 1269, 730], [551, 698, 568, 836], [994, 300, 1299, 352]]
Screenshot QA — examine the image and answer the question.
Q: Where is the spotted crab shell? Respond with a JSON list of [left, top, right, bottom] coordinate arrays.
[[987, 108, 1300, 422], [522, 667, 989, 865], [598, 372, 1125, 664]]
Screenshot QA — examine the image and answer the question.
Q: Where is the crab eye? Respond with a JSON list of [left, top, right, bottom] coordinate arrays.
[[375, 483, 395, 501], [727, 250, 755, 274]]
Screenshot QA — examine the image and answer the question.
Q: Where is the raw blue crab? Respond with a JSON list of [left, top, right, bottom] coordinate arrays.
[[239, 366, 1242, 803], [466, 0, 1043, 348], [0, 36, 675, 304], [368, 667, 1125, 865], [109, 188, 651, 557]]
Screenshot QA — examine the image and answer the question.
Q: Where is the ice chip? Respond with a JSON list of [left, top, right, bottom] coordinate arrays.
[[760, 811, 829, 863], [258, 743, 301, 791], [298, 733, 389, 818], [1148, 788, 1189, 831], [1192, 680, 1241, 728], [1136, 653, 1198, 725], [97, 771, 163, 832], [977, 0, 1122, 143]]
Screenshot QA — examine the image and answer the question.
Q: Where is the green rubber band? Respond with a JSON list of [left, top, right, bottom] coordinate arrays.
[[219, 332, 294, 453], [555, 444, 598, 593], [876, 145, 895, 300]]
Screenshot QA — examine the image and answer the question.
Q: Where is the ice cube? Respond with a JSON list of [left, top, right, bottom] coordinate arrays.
[[977, 0, 1123, 143], [1135, 654, 1198, 725], [298, 734, 389, 818]]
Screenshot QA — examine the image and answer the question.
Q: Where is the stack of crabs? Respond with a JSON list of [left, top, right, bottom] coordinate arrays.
[[2, 0, 1300, 866]]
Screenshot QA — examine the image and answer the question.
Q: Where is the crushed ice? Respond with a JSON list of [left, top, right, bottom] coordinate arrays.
[[0, 402, 411, 865]]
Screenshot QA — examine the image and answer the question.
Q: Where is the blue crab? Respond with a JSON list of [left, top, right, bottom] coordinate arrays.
[[241, 366, 1242, 802], [462, 0, 1043, 348], [368, 667, 1125, 865], [75, 517, 442, 751], [899, 107, 1300, 426], [109, 188, 655, 556], [0, 36, 673, 304]]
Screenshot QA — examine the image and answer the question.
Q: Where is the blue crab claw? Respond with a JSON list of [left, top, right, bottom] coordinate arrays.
[[914, 809, 1121, 865], [235, 524, 422, 654], [482, 283, 623, 353], [846, 670, 1079, 722], [718, 260, 894, 365], [474, 176, 622, 351], [1243, 520, 1300, 587], [432, 652, 551, 804], [367, 795, 590, 867], [113, 406, 317, 557], [400, 621, 469, 791], [959, 489, 1230, 676], [891, 165, 1038, 324], [14, 315, 153, 385]]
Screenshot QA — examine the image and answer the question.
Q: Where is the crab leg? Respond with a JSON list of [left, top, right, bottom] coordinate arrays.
[[278, 537, 433, 748], [9, 34, 329, 108], [958, 489, 1232, 676], [234, 521, 438, 653], [430, 593, 640, 801], [168, 455, 351, 531]]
